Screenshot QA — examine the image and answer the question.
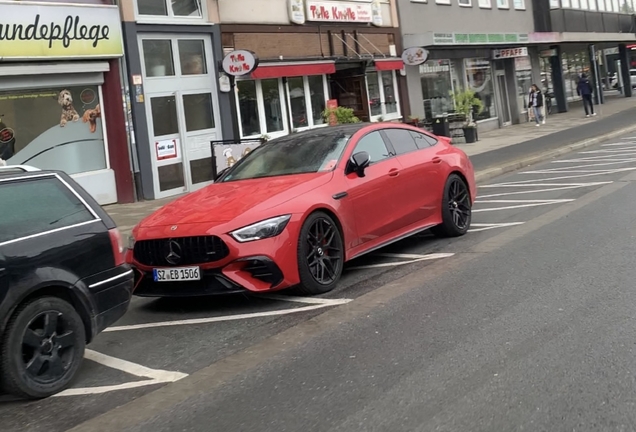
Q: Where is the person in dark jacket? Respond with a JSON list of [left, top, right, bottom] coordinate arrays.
[[528, 84, 544, 126], [577, 73, 597, 117]]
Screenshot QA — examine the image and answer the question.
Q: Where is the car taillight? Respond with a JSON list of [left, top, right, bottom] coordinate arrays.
[[108, 228, 125, 266]]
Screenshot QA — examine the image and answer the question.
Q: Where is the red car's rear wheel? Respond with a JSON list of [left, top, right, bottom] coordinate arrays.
[[296, 211, 344, 295], [431, 173, 472, 238]]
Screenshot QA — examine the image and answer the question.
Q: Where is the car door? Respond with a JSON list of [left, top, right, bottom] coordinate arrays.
[[384, 128, 442, 222], [344, 130, 405, 244]]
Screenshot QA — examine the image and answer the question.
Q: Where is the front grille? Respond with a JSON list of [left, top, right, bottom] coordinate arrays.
[[133, 236, 229, 266]]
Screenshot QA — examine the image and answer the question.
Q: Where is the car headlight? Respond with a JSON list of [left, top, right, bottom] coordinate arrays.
[[128, 234, 136, 250], [230, 215, 291, 243]]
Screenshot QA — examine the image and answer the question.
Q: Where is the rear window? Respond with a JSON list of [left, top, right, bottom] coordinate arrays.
[[0, 176, 96, 244]]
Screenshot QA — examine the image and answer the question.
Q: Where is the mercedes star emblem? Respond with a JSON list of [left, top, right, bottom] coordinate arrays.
[[165, 239, 182, 265], [171, 225, 178, 231]]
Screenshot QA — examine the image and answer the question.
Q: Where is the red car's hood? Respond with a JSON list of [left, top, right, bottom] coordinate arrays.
[[138, 173, 332, 228]]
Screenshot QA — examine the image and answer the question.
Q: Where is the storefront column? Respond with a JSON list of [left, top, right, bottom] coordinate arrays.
[[549, 45, 568, 113], [529, 47, 543, 88], [405, 66, 425, 119], [618, 44, 633, 98], [103, 58, 135, 204], [504, 58, 521, 125]]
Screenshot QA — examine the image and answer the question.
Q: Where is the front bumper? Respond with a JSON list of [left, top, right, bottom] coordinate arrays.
[[127, 221, 302, 297]]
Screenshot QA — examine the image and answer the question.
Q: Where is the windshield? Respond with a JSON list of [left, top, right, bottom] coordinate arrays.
[[219, 130, 352, 182]]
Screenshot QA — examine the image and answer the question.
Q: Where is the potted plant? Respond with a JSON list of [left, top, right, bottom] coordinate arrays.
[[451, 89, 483, 144], [321, 106, 361, 125]]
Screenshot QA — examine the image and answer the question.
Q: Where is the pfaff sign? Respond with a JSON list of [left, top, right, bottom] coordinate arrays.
[[492, 47, 528, 60]]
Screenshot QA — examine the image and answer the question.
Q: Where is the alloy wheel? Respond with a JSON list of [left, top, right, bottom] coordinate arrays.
[[306, 217, 343, 285], [21, 311, 77, 384], [448, 178, 471, 230]]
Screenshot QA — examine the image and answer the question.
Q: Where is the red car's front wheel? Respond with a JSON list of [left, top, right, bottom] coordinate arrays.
[[296, 211, 344, 295]]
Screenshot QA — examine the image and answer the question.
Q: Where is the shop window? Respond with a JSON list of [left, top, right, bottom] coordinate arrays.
[[286, 75, 329, 132], [137, 0, 202, 18], [464, 58, 497, 122], [420, 60, 454, 120], [142, 40, 175, 77], [515, 56, 532, 114], [366, 70, 401, 122], [308, 76, 327, 126], [183, 93, 215, 132], [288, 77, 308, 129], [150, 96, 179, 137], [178, 40, 207, 75], [0, 85, 107, 175], [236, 78, 287, 138], [158, 164, 185, 191]]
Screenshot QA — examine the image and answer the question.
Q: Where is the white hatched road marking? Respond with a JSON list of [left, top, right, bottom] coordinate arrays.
[[473, 199, 574, 213], [348, 252, 454, 270], [469, 222, 526, 232], [477, 182, 612, 198]]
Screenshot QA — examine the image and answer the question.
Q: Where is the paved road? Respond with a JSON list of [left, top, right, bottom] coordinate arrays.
[[4, 134, 636, 431]]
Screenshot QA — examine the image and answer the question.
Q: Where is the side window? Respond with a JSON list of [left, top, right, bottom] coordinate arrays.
[[383, 129, 418, 155], [0, 177, 95, 243], [410, 131, 438, 149], [353, 131, 391, 163]]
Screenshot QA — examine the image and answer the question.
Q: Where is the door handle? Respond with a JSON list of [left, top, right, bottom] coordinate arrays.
[[388, 168, 400, 177], [432, 157, 442, 164]]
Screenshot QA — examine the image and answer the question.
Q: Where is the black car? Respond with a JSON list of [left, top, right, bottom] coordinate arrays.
[[0, 166, 133, 399]]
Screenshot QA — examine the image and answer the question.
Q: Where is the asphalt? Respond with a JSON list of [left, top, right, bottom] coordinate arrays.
[[3, 133, 636, 431]]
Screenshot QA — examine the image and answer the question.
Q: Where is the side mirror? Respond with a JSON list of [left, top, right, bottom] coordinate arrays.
[[347, 151, 371, 177]]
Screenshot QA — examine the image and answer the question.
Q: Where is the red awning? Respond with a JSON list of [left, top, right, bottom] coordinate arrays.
[[374, 59, 404, 71], [251, 61, 336, 79]]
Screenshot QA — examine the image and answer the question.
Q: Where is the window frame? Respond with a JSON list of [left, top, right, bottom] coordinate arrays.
[[285, 75, 330, 133], [513, 0, 526, 9], [366, 70, 402, 123], [0, 173, 101, 247], [235, 78, 290, 140], [496, 0, 510, 8], [458, 0, 473, 7], [478, 0, 493, 7], [135, 0, 207, 24]]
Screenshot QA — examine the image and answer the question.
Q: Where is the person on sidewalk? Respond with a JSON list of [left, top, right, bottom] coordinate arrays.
[[577, 73, 597, 118], [528, 84, 545, 126]]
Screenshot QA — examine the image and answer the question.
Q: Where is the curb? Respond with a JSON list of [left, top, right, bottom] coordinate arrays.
[[473, 124, 636, 184]]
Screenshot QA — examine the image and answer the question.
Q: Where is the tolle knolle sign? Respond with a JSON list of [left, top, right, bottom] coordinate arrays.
[[306, 0, 376, 24], [0, 2, 124, 60], [222, 50, 259, 76]]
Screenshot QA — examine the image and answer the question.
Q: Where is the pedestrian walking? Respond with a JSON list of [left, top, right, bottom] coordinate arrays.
[[577, 73, 597, 117], [528, 84, 545, 126]]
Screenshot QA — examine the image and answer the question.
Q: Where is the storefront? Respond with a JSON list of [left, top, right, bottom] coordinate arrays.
[[403, 32, 537, 131], [222, 0, 404, 141], [120, 0, 233, 200], [0, 1, 133, 204]]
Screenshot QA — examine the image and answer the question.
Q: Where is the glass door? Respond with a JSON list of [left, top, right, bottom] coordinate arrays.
[[496, 72, 512, 126], [139, 34, 221, 199]]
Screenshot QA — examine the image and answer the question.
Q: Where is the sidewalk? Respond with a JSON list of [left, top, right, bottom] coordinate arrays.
[[106, 94, 636, 238]]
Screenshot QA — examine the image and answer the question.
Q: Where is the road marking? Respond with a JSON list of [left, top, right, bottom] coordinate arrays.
[[482, 170, 636, 185], [477, 182, 612, 198], [468, 222, 525, 232], [476, 199, 575, 203], [375, 252, 435, 259], [54, 350, 188, 397], [578, 149, 636, 155], [348, 252, 454, 270], [523, 159, 636, 172], [104, 300, 352, 332], [473, 199, 574, 213], [256, 294, 352, 306]]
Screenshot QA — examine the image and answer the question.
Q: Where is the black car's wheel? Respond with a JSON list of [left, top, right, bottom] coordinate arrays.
[[296, 211, 345, 295], [431, 174, 472, 238], [1, 297, 86, 399]]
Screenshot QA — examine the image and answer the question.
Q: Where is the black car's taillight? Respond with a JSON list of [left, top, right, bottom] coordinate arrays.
[[108, 228, 125, 266]]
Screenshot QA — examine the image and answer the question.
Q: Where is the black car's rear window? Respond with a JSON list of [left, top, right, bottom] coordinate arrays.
[[0, 176, 96, 244]]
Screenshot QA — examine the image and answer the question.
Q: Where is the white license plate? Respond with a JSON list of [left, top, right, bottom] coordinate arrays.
[[153, 267, 201, 282]]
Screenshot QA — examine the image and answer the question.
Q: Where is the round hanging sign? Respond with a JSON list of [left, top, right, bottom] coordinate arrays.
[[401, 47, 429, 66], [222, 50, 259, 76]]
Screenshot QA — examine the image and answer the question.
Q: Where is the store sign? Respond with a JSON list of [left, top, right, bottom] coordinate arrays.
[[402, 47, 429, 66], [433, 32, 529, 46], [289, 0, 306, 24], [0, 3, 124, 60], [492, 47, 528, 59], [222, 50, 259, 76], [306, 1, 373, 23], [156, 139, 178, 161], [539, 48, 557, 58]]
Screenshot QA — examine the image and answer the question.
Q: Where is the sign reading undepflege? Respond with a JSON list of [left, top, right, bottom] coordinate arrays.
[[222, 50, 259, 77]]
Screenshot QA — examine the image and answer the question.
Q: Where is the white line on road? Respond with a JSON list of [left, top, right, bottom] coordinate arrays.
[[476, 199, 575, 203], [104, 301, 352, 332], [468, 222, 525, 232], [481, 170, 636, 185], [348, 252, 454, 270], [578, 149, 636, 155], [375, 252, 435, 259], [473, 199, 575, 213], [481, 182, 612, 188], [523, 160, 636, 172], [477, 183, 613, 199], [54, 380, 167, 397], [256, 294, 352, 306]]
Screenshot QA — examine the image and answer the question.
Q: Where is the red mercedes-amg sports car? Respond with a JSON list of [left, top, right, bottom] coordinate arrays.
[[126, 123, 476, 297]]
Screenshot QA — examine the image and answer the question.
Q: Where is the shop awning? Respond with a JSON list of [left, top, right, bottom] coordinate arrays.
[[374, 59, 404, 71], [250, 61, 336, 79]]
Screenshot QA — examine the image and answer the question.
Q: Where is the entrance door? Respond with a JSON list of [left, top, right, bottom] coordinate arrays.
[[139, 34, 222, 199], [496, 71, 512, 126]]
